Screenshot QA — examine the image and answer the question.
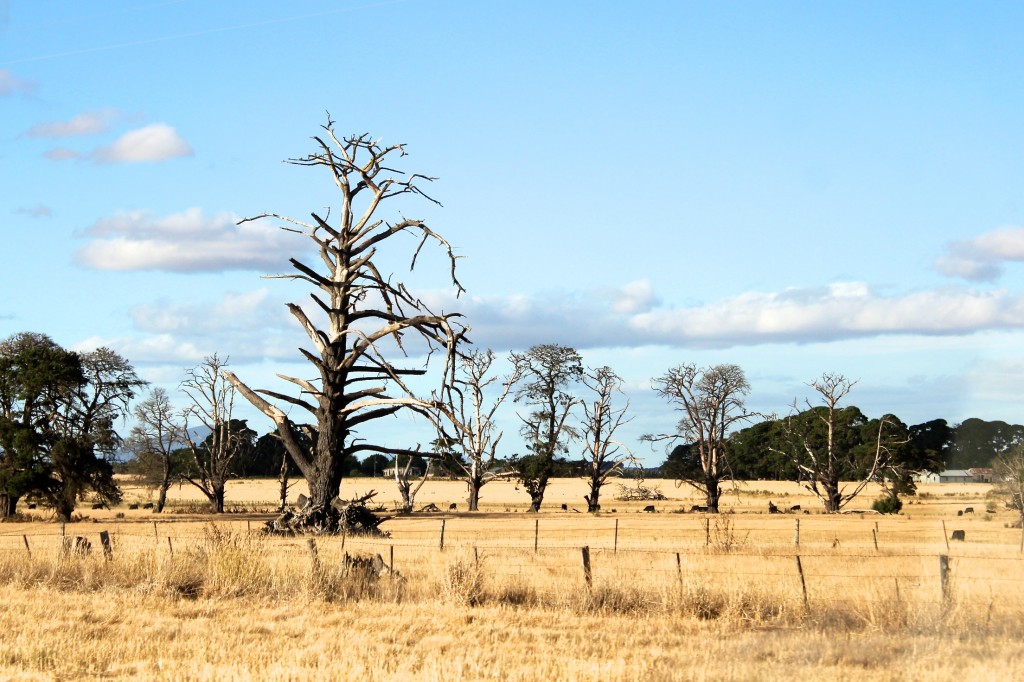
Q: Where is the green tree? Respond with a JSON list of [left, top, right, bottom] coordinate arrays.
[[511, 344, 583, 512]]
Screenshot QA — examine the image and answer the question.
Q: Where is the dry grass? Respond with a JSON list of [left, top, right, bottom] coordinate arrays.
[[1, 478, 1022, 680]]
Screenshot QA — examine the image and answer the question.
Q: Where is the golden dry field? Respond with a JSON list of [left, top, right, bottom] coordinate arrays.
[[1, 477, 1022, 681]]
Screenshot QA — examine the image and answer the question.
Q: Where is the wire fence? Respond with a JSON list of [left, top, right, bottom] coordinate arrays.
[[2, 515, 1022, 612]]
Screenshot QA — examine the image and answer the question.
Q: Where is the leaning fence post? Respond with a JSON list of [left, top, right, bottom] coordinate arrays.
[[439, 518, 446, 551], [795, 554, 809, 611], [167, 536, 174, 555], [22, 535, 31, 558], [941, 520, 950, 552], [872, 528, 878, 551], [581, 546, 592, 590], [99, 531, 113, 560]]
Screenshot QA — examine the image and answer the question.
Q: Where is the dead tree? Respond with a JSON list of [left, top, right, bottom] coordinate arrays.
[[180, 354, 246, 513], [435, 349, 522, 511], [394, 454, 431, 514], [125, 387, 183, 513], [224, 119, 467, 520], [777, 373, 897, 512], [579, 366, 634, 513], [645, 363, 753, 513]]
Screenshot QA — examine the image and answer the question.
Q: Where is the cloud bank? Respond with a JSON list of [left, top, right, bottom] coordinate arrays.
[[76, 207, 308, 272], [935, 226, 1024, 281]]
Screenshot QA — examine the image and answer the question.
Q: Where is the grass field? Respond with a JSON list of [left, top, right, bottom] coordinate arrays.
[[1, 477, 1021, 681]]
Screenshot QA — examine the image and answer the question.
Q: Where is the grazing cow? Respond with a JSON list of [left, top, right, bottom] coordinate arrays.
[[768, 501, 780, 514], [790, 505, 801, 512], [957, 510, 963, 517], [951, 529, 966, 541], [128, 503, 139, 510], [690, 505, 708, 513], [91, 502, 104, 510], [561, 503, 568, 511], [643, 505, 657, 513], [143, 502, 154, 509], [448, 503, 457, 511], [964, 507, 975, 514]]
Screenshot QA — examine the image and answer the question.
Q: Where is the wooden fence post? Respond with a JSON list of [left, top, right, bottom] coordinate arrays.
[[614, 518, 619, 553], [941, 521, 950, 552], [167, 536, 174, 555], [439, 519, 446, 551], [581, 546, 592, 590], [153, 521, 158, 543], [795, 554, 808, 611], [793, 518, 800, 546], [939, 554, 951, 606], [22, 535, 31, 558], [675, 552, 682, 586], [704, 518, 710, 547], [390, 544, 396, 574], [99, 531, 113, 560], [872, 528, 878, 551], [534, 519, 539, 553]]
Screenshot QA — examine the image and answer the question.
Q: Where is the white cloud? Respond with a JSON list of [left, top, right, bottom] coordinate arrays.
[[26, 108, 120, 137], [94, 123, 192, 163], [0, 69, 35, 96], [76, 207, 308, 272], [935, 226, 1024, 281], [43, 147, 81, 161]]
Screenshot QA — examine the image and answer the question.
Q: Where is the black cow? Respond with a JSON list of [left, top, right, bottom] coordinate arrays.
[[448, 503, 457, 511], [768, 501, 781, 514], [690, 505, 708, 513], [951, 529, 966, 541], [964, 507, 975, 514], [643, 505, 657, 513]]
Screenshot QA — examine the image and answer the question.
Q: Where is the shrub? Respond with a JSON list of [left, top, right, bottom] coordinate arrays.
[[872, 496, 903, 514]]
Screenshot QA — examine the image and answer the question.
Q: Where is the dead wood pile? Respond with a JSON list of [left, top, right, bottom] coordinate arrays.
[[266, 491, 390, 536]]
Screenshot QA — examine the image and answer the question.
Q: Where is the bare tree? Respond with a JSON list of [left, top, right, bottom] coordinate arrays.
[[436, 349, 522, 511], [579, 366, 633, 513], [512, 344, 583, 512], [125, 387, 183, 513], [393, 453, 431, 514], [646, 363, 753, 513], [777, 373, 898, 512], [181, 354, 248, 513], [224, 119, 467, 519], [993, 447, 1024, 531]]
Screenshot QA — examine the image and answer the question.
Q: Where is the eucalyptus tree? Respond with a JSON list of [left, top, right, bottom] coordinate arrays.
[[579, 366, 633, 513], [225, 119, 467, 513], [511, 344, 583, 512], [646, 363, 753, 513], [435, 349, 523, 511]]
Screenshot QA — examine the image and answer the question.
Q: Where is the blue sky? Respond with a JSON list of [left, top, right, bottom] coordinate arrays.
[[3, 1, 1024, 465]]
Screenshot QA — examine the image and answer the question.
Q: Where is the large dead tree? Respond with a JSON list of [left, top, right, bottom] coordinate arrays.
[[225, 120, 467, 514], [436, 349, 523, 511]]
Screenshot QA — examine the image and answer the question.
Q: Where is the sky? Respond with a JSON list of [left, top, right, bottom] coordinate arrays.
[[3, 1, 1024, 466]]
